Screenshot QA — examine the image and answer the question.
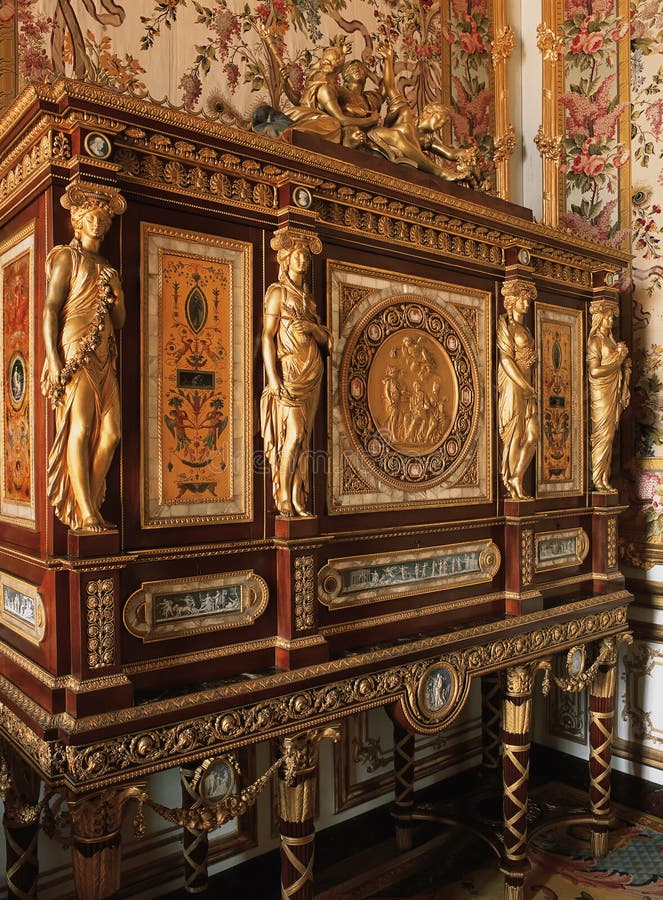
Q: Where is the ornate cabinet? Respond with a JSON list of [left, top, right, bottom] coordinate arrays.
[[0, 81, 632, 900]]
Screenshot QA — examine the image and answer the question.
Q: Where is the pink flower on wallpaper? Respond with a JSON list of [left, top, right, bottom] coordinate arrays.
[[610, 21, 629, 42], [559, 91, 593, 135], [212, 9, 240, 52], [451, 0, 469, 17], [637, 467, 662, 502], [571, 147, 605, 176], [450, 77, 492, 140], [613, 148, 630, 168], [570, 29, 604, 54], [179, 72, 202, 106], [459, 25, 484, 55], [594, 105, 627, 140], [591, 0, 615, 14], [565, 0, 591, 17], [645, 98, 663, 142]]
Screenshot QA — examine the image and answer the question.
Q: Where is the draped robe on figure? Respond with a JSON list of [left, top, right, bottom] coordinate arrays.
[[260, 282, 323, 511], [497, 314, 536, 489], [41, 244, 120, 530], [587, 333, 630, 489]]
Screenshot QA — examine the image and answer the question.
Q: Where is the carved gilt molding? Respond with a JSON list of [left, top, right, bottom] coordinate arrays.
[[0, 602, 626, 788], [86, 579, 115, 669]]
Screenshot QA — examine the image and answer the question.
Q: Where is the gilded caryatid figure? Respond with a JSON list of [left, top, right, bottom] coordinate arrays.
[[41, 185, 126, 532], [497, 280, 539, 500], [260, 231, 332, 517], [587, 299, 631, 493], [368, 44, 484, 189]]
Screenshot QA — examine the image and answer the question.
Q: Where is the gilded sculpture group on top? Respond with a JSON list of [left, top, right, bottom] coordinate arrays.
[[258, 29, 489, 191]]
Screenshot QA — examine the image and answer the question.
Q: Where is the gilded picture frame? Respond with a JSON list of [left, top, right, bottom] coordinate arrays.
[[141, 224, 252, 527], [535, 302, 584, 497], [328, 261, 492, 514], [318, 540, 501, 611], [0, 223, 35, 528], [0, 571, 45, 644], [123, 570, 268, 642]]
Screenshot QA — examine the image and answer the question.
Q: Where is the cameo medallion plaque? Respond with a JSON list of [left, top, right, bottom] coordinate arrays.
[[328, 263, 491, 513], [342, 299, 478, 490]]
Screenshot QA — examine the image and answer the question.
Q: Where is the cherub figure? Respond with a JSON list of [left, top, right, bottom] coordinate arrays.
[[368, 44, 483, 189], [259, 28, 380, 143]]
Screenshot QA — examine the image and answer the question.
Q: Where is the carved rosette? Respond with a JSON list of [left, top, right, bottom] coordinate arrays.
[[341, 298, 479, 491]]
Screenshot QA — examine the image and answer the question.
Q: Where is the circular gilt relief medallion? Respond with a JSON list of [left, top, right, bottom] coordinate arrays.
[[342, 298, 478, 489]]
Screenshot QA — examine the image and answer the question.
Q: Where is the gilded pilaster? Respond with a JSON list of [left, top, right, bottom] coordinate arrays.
[[535, 3, 565, 227], [491, 1, 516, 200]]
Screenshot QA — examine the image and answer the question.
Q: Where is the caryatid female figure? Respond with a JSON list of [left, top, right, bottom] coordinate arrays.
[[260, 231, 332, 517], [42, 184, 126, 532], [497, 279, 539, 500], [587, 299, 631, 492]]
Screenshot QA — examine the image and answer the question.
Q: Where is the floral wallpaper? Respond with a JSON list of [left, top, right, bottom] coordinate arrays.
[[559, 0, 630, 247], [10, 0, 495, 155], [626, 0, 663, 547]]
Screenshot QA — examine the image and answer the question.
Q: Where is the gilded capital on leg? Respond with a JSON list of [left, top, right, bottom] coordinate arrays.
[[68, 785, 144, 900]]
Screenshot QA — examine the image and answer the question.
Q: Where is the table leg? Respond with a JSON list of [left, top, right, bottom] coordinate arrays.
[[589, 638, 618, 858], [392, 722, 415, 851], [2, 741, 41, 900], [180, 766, 208, 894], [501, 665, 533, 900], [68, 786, 143, 900], [278, 726, 339, 900], [481, 672, 502, 775]]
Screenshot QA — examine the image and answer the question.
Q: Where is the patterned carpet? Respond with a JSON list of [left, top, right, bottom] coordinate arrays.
[[317, 784, 663, 899]]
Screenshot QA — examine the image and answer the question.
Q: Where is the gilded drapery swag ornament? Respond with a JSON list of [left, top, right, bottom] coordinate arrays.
[[587, 299, 630, 493], [260, 229, 330, 518], [41, 183, 126, 533], [497, 280, 539, 500]]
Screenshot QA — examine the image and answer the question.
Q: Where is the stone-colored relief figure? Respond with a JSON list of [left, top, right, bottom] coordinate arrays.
[[261, 30, 380, 144], [497, 280, 539, 500], [587, 299, 631, 493], [41, 185, 126, 532], [368, 44, 482, 188], [260, 232, 332, 517]]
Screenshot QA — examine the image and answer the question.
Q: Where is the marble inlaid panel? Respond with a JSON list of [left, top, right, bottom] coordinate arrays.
[[535, 302, 584, 497], [328, 261, 492, 513], [0, 572, 44, 643], [0, 224, 35, 527], [141, 225, 252, 526]]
